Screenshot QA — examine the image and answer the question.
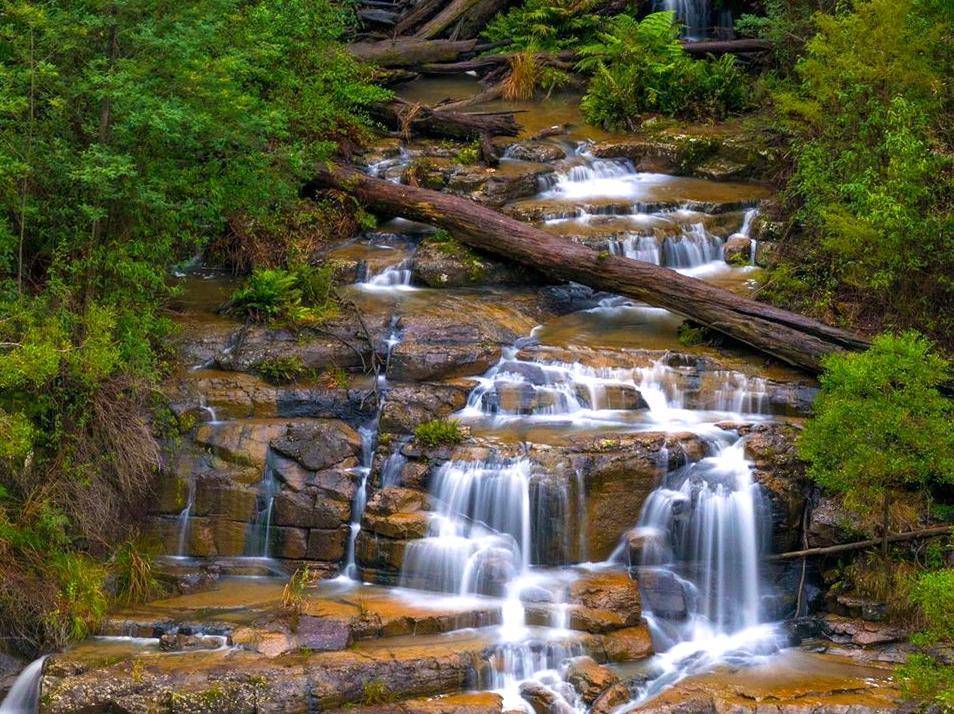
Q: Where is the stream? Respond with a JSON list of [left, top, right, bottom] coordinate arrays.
[[2, 78, 900, 714]]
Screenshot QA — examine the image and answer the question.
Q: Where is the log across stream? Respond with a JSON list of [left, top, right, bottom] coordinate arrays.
[[312, 163, 869, 374]]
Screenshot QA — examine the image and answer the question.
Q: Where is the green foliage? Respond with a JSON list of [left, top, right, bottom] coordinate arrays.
[[456, 142, 480, 166], [256, 355, 307, 384], [799, 332, 954, 538], [897, 570, 954, 711], [0, 0, 384, 655], [361, 679, 395, 705], [112, 537, 160, 605], [414, 419, 464, 447], [227, 265, 339, 324], [911, 570, 954, 646], [765, 0, 954, 343], [897, 653, 954, 713], [735, 0, 838, 73], [483, 0, 606, 53], [578, 13, 748, 128]]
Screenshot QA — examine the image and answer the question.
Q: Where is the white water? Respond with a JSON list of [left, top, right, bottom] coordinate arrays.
[[656, 0, 711, 39], [0, 657, 46, 714], [245, 455, 280, 558], [360, 260, 415, 291]]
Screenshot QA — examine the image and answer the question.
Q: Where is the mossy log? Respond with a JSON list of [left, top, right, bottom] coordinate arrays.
[[311, 164, 870, 372], [348, 39, 479, 67]]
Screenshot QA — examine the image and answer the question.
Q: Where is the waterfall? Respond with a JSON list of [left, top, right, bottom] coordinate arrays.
[[615, 434, 782, 707], [400, 458, 532, 596], [0, 656, 46, 714], [244, 455, 279, 558], [341, 414, 380, 580], [174, 475, 195, 557], [656, 0, 710, 39], [360, 260, 414, 291]]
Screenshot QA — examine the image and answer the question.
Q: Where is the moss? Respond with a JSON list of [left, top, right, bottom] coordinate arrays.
[[414, 419, 464, 447], [256, 355, 306, 384]]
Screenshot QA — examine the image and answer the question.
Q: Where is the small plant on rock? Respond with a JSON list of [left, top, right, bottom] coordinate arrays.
[[414, 419, 464, 447], [281, 565, 315, 614], [256, 355, 307, 384]]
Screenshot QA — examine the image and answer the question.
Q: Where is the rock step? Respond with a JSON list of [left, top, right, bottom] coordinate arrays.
[[40, 629, 497, 713], [100, 578, 505, 652]]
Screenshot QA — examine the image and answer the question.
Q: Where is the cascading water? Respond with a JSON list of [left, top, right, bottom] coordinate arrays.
[[174, 476, 196, 557], [400, 458, 532, 596], [611, 433, 782, 707], [655, 0, 711, 39], [360, 260, 415, 290], [245, 454, 280, 558], [0, 656, 46, 714]]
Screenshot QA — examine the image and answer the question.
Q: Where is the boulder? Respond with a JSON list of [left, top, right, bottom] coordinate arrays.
[[502, 141, 567, 163], [723, 235, 751, 264], [564, 656, 621, 704], [568, 571, 641, 627], [270, 421, 362, 472], [590, 683, 631, 714], [379, 383, 471, 435], [306, 527, 350, 562], [412, 236, 545, 289], [821, 615, 907, 647], [635, 568, 688, 620], [519, 680, 576, 714], [602, 626, 654, 662]]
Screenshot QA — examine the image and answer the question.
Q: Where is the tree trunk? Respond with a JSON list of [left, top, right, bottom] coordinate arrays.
[[348, 38, 478, 67], [370, 98, 519, 139], [393, 0, 445, 36], [312, 165, 870, 372], [412, 0, 506, 39], [768, 525, 954, 561], [882, 492, 891, 557], [680, 39, 773, 56]]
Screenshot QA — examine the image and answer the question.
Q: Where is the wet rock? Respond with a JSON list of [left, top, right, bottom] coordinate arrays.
[[591, 683, 631, 713], [194, 419, 291, 470], [447, 161, 554, 206], [412, 236, 545, 289], [519, 680, 576, 714], [389, 292, 544, 382], [564, 656, 621, 704], [270, 420, 362, 471], [807, 494, 867, 548], [635, 568, 688, 620], [214, 322, 373, 374], [158, 631, 223, 652], [272, 526, 309, 559], [326, 692, 505, 714], [602, 626, 654, 662], [723, 235, 752, 264], [821, 615, 907, 647], [306, 527, 349, 562], [568, 571, 641, 627], [503, 141, 567, 163], [739, 422, 810, 553], [193, 477, 258, 521], [379, 383, 471, 434], [537, 284, 603, 315]]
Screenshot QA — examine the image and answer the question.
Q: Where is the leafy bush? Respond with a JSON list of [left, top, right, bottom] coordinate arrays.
[[483, 0, 605, 53], [414, 419, 464, 447], [799, 332, 954, 553], [226, 265, 339, 324], [578, 13, 747, 128], [255, 356, 307, 384], [735, 0, 839, 73], [765, 0, 954, 345], [897, 570, 954, 711]]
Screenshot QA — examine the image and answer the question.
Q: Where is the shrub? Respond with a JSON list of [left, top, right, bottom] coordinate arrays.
[[578, 12, 748, 128], [911, 570, 954, 646], [483, 0, 605, 53], [765, 0, 954, 345], [414, 419, 464, 447], [113, 537, 161, 606], [897, 569, 954, 711], [226, 265, 339, 324], [255, 356, 307, 384], [799, 332, 954, 555], [281, 565, 315, 614]]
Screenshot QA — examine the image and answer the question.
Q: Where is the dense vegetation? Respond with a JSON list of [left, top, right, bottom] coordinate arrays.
[[0, 0, 385, 656], [757, 0, 953, 347]]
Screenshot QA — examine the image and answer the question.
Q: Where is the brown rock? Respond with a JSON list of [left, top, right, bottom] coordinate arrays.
[[306, 527, 349, 562], [603, 625, 654, 662], [568, 571, 641, 626], [272, 527, 308, 559], [564, 656, 621, 704], [270, 420, 361, 471]]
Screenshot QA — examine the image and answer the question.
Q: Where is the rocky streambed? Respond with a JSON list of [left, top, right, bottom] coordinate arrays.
[[18, 80, 912, 714]]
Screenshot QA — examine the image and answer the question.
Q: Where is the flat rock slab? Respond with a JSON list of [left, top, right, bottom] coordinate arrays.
[[41, 630, 495, 713], [628, 649, 901, 713]]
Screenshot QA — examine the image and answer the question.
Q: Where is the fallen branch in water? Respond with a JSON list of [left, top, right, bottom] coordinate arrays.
[[310, 164, 870, 372], [767, 525, 954, 561]]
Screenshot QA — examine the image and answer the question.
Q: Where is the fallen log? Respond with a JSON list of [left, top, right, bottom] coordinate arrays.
[[681, 39, 773, 56], [393, 0, 444, 36], [413, 0, 508, 39], [348, 38, 478, 67], [767, 525, 954, 561], [311, 165, 870, 372], [370, 98, 520, 139]]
